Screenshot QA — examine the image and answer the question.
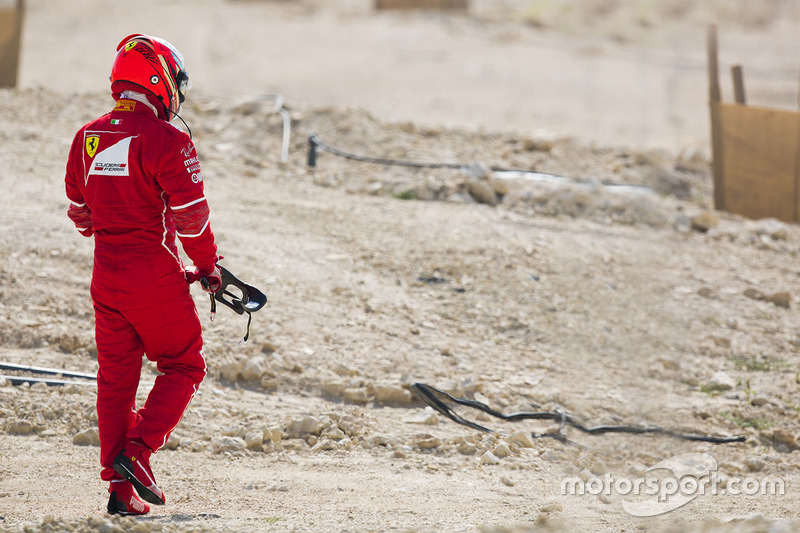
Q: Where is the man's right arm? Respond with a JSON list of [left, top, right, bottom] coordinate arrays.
[[154, 134, 219, 276], [65, 132, 93, 237]]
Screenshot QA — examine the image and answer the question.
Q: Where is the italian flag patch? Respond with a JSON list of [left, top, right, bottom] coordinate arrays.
[[110, 119, 121, 125]]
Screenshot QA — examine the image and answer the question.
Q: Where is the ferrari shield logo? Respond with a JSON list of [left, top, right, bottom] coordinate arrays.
[[85, 135, 99, 158], [124, 41, 137, 52]]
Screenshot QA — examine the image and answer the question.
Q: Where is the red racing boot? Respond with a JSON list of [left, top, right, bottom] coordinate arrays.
[[107, 479, 150, 516], [113, 440, 166, 505]]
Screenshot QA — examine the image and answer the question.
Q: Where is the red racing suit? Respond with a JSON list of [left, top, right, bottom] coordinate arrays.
[[65, 95, 217, 482]]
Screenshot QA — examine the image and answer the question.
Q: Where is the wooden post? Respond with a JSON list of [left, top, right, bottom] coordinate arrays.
[[731, 65, 746, 105], [794, 70, 800, 221], [0, 0, 24, 88], [707, 25, 725, 211]]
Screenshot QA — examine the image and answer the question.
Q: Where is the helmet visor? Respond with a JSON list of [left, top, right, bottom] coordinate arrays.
[[152, 36, 191, 104], [177, 70, 191, 104]]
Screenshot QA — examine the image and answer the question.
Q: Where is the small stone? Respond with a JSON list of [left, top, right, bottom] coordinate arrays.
[[659, 357, 681, 371], [458, 442, 477, 455], [710, 336, 731, 349], [245, 430, 264, 450], [540, 503, 563, 513], [751, 397, 770, 407], [489, 179, 509, 196], [744, 288, 766, 301], [261, 341, 278, 354], [72, 427, 100, 446], [320, 381, 346, 398], [58, 334, 83, 354], [260, 376, 278, 392], [412, 434, 441, 449], [270, 425, 283, 440], [691, 211, 719, 232], [312, 438, 336, 451], [771, 429, 797, 450], [5, 419, 37, 435], [285, 416, 323, 439], [164, 434, 181, 450], [332, 364, 357, 377], [494, 442, 512, 458], [466, 180, 498, 206], [509, 431, 536, 448], [541, 450, 560, 462], [767, 292, 791, 309], [322, 427, 346, 441], [240, 356, 268, 382], [337, 415, 362, 436], [370, 435, 395, 447], [697, 287, 717, 299], [372, 384, 412, 405], [190, 440, 208, 452], [210, 436, 246, 454], [743, 457, 765, 472], [500, 476, 515, 487], [263, 425, 282, 444], [481, 451, 500, 465], [531, 139, 556, 152], [343, 388, 369, 404], [218, 360, 242, 383], [706, 372, 736, 392]]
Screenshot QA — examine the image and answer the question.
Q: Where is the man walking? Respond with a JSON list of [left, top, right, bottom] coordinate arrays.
[[65, 34, 221, 516]]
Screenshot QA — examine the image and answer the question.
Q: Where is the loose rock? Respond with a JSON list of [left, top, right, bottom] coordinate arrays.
[[509, 431, 536, 448], [481, 451, 500, 465], [767, 292, 791, 309], [691, 211, 719, 232], [245, 430, 264, 450], [494, 443, 512, 458], [372, 384, 412, 405], [6, 419, 37, 435], [705, 372, 736, 392], [285, 416, 323, 439], [771, 430, 797, 450], [211, 436, 247, 454], [467, 180, 499, 206], [412, 434, 441, 449], [72, 427, 100, 446], [344, 388, 369, 404]]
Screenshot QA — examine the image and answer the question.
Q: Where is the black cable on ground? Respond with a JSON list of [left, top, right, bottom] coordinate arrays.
[[308, 132, 466, 171], [307, 132, 649, 190], [410, 382, 746, 445]]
